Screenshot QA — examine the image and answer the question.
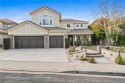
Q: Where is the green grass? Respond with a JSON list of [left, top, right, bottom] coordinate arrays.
[[87, 46, 97, 51]]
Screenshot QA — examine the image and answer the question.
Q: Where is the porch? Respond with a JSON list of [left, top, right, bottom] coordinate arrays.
[[67, 29, 93, 46], [68, 34, 92, 46]]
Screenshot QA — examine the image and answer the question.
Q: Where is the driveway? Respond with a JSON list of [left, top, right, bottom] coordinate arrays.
[[0, 49, 68, 62]]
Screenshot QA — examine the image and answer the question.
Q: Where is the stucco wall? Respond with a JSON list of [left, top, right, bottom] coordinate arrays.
[[60, 21, 88, 29], [31, 9, 60, 27], [101, 48, 125, 62]]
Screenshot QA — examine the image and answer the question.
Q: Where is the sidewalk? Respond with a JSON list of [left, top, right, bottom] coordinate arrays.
[[0, 61, 125, 74]]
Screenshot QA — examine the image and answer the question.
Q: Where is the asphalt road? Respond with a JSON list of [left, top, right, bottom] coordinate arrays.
[[0, 72, 125, 83]]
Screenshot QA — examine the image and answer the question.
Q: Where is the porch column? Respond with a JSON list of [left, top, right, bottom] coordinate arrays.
[[74, 35, 77, 41], [44, 34, 49, 48], [88, 35, 91, 41]]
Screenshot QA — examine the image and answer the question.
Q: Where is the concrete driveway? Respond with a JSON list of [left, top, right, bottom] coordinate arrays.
[[0, 49, 68, 62]]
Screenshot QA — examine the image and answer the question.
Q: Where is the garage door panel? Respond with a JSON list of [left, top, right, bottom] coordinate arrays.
[[15, 36, 44, 48], [49, 36, 63, 48], [15, 40, 22, 48]]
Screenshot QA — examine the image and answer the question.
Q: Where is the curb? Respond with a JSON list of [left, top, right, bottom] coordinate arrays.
[[0, 69, 125, 79]]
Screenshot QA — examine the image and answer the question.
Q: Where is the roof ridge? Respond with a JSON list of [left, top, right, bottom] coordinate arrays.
[[29, 6, 61, 15]]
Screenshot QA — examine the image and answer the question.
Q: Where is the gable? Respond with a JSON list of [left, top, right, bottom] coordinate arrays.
[[8, 22, 48, 35], [31, 8, 60, 27], [30, 7, 61, 16]]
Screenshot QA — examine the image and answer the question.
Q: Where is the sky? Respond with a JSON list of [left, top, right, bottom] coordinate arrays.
[[0, 0, 124, 24]]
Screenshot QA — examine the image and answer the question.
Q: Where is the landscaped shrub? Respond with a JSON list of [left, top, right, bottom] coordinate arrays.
[[65, 38, 70, 48], [105, 46, 110, 49], [117, 34, 125, 46], [115, 55, 124, 65], [3, 38, 10, 49], [85, 42, 92, 46], [74, 41, 82, 46], [80, 56, 87, 61], [68, 46, 76, 53], [88, 57, 96, 63]]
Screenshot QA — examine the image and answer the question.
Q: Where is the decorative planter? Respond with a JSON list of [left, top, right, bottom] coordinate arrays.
[[101, 48, 125, 63]]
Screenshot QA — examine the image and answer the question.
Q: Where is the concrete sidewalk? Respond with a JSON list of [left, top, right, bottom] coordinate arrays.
[[0, 61, 125, 74]]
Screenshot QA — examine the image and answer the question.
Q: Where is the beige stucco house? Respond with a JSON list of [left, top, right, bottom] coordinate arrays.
[[0, 29, 8, 47], [7, 6, 93, 49], [0, 18, 17, 47]]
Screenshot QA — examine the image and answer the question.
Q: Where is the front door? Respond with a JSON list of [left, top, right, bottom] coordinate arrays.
[[68, 35, 73, 46]]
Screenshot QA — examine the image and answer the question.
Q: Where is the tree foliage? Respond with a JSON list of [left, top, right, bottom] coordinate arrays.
[[92, 0, 125, 46]]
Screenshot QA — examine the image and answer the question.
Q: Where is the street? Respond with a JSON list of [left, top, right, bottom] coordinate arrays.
[[0, 72, 125, 83]]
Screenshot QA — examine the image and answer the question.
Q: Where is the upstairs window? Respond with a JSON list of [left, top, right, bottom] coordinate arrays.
[[76, 24, 79, 27], [40, 15, 53, 25], [76, 24, 83, 27], [67, 24, 71, 28]]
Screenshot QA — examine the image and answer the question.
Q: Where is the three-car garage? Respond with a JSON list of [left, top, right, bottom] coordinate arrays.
[[14, 36, 64, 49]]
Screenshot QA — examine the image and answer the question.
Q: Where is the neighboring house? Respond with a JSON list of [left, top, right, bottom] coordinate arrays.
[[0, 28, 7, 47], [7, 6, 93, 49], [0, 18, 18, 30], [0, 18, 17, 47]]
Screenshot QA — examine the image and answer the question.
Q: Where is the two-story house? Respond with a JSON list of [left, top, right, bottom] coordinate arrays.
[[0, 18, 17, 47], [7, 6, 93, 49]]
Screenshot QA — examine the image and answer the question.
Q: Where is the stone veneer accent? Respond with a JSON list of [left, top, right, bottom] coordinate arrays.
[[44, 34, 49, 48], [9, 35, 14, 49]]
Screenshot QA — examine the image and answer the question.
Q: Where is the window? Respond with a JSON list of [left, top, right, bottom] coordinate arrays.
[[67, 24, 71, 28], [40, 15, 53, 25], [76, 24, 79, 27], [80, 24, 83, 27], [76, 24, 83, 27]]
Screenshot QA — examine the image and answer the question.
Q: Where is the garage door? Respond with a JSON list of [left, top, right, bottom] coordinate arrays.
[[15, 36, 44, 48], [49, 36, 64, 48]]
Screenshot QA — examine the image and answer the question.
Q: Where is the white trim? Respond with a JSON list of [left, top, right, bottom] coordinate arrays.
[[40, 15, 53, 26]]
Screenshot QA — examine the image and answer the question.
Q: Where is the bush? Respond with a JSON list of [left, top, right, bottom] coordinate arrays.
[[3, 38, 10, 49], [88, 57, 96, 63], [115, 55, 124, 65], [105, 46, 110, 49], [85, 42, 92, 46], [117, 34, 125, 46], [68, 46, 76, 53], [80, 56, 87, 61], [74, 41, 82, 46]]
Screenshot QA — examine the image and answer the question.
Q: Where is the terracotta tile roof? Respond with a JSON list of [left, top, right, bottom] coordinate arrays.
[[61, 19, 89, 23], [0, 18, 17, 24], [0, 28, 7, 34]]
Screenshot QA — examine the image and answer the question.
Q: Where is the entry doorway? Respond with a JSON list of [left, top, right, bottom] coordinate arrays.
[[68, 35, 73, 46]]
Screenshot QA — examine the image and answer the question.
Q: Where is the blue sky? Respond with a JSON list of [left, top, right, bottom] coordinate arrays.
[[0, 0, 124, 23]]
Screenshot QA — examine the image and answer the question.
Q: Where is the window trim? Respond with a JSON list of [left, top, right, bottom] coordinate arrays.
[[67, 24, 71, 28], [76, 24, 83, 28], [40, 15, 53, 26]]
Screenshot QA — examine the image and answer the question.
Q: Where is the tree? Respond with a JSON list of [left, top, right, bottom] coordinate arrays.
[[93, 0, 125, 46], [89, 20, 105, 45], [118, 23, 125, 34]]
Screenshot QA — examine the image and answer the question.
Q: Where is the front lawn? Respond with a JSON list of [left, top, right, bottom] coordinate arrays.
[[87, 46, 97, 51]]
